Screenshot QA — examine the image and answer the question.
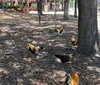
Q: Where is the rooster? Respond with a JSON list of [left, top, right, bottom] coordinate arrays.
[[70, 34, 78, 47], [66, 72, 80, 85], [26, 43, 43, 55], [55, 26, 64, 34], [54, 53, 73, 63]]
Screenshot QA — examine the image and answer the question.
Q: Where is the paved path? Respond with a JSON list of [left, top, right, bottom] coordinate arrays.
[[29, 9, 100, 32], [97, 9, 100, 32], [29, 8, 74, 15]]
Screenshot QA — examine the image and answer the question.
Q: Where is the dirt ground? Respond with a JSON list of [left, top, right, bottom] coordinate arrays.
[[0, 10, 100, 85]]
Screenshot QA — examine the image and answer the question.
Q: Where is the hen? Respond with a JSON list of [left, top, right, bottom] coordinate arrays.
[[66, 72, 80, 85], [54, 53, 73, 63]]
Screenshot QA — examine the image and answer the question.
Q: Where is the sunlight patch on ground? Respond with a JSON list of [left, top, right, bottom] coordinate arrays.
[[0, 15, 14, 20], [47, 42, 53, 46], [87, 66, 100, 72], [17, 78, 23, 85], [29, 78, 48, 85], [8, 13, 20, 17], [42, 21, 54, 23], [70, 30, 78, 34], [5, 40, 15, 46], [48, 70, 66, 82], [54, 43, 66, 47], [53, 70, 66, 77], [12, 63, 21, 70], [14, 25, 23, 29], [0, 68, 9, 74], [0, 26, 10, 32], [23, 57, 35, 63], [29, 20, 39, 24], [0, 33, 8, 36], [29, 26, 36, 29], [47, 39, 55, 42], [33, 35, 41, 38], [93, 78, 100, 85], [22, 16, 31, 19], [32, 31, 42, 35], [42, 51, 48, 55], [36, 25, 61, 30], [8, 30, 16, 33], [20, 23, 30, 28]]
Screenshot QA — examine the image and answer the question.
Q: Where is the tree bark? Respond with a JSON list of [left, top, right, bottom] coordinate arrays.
[[77, 0, 99, 55], [63, 0, 69, 20], [74, 0, 78, 18], [25, 0, 28, 7], [37, 0, 43, 15], [0, 0, 3, 9]]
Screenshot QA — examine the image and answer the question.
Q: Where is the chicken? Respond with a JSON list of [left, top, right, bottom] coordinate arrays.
[[26, 43, 43, 55], [48, 26, 64, 34], [55, 26, 64, 34], [65, 72, 80, 85], [54, 53, 73, 63], [70, 34, 78, 47]]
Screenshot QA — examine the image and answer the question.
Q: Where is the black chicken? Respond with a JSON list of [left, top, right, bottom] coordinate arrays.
[[54, 53, 73, 63]]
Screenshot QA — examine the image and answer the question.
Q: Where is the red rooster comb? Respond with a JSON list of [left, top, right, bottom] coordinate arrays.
[[26, 44, 29, 48], [77, 72, 80, 76], [70, 33, 73, 37]]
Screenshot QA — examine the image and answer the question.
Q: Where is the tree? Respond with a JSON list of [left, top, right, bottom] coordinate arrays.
[[77, 0, 99, 55], [0, 0, 3, 9], [37, 0, 43, 15], [25, 0, 28, 7], [74, 0, 78, 17], [63, 0, 69, 20]]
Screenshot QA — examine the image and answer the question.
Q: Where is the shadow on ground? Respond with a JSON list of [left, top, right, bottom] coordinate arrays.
[[0, 10, 100, 85]]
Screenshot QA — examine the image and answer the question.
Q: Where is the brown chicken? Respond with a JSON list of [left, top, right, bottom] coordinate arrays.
[[70, 34, 78, 47], [26, 43, 43, 55], [66, 72, 80, 85]]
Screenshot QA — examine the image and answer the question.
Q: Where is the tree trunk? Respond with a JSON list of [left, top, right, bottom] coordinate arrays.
[[25, 0, 28, 7], [77, 0, 99, 55], [63, 0, 69, 20], [37, 0, 43, 15], [74, 0, 78, 18], [0, 0, 3, 9], [62, 0, 64, 11]]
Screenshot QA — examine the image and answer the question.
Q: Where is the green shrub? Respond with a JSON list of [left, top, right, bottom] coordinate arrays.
[[31, 3, 37, 8], [16, 4, 24, 8], [3, 4, 24, 9]]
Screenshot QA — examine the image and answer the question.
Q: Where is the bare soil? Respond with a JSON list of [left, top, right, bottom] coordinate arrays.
[[0, 10, 100, 85]]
